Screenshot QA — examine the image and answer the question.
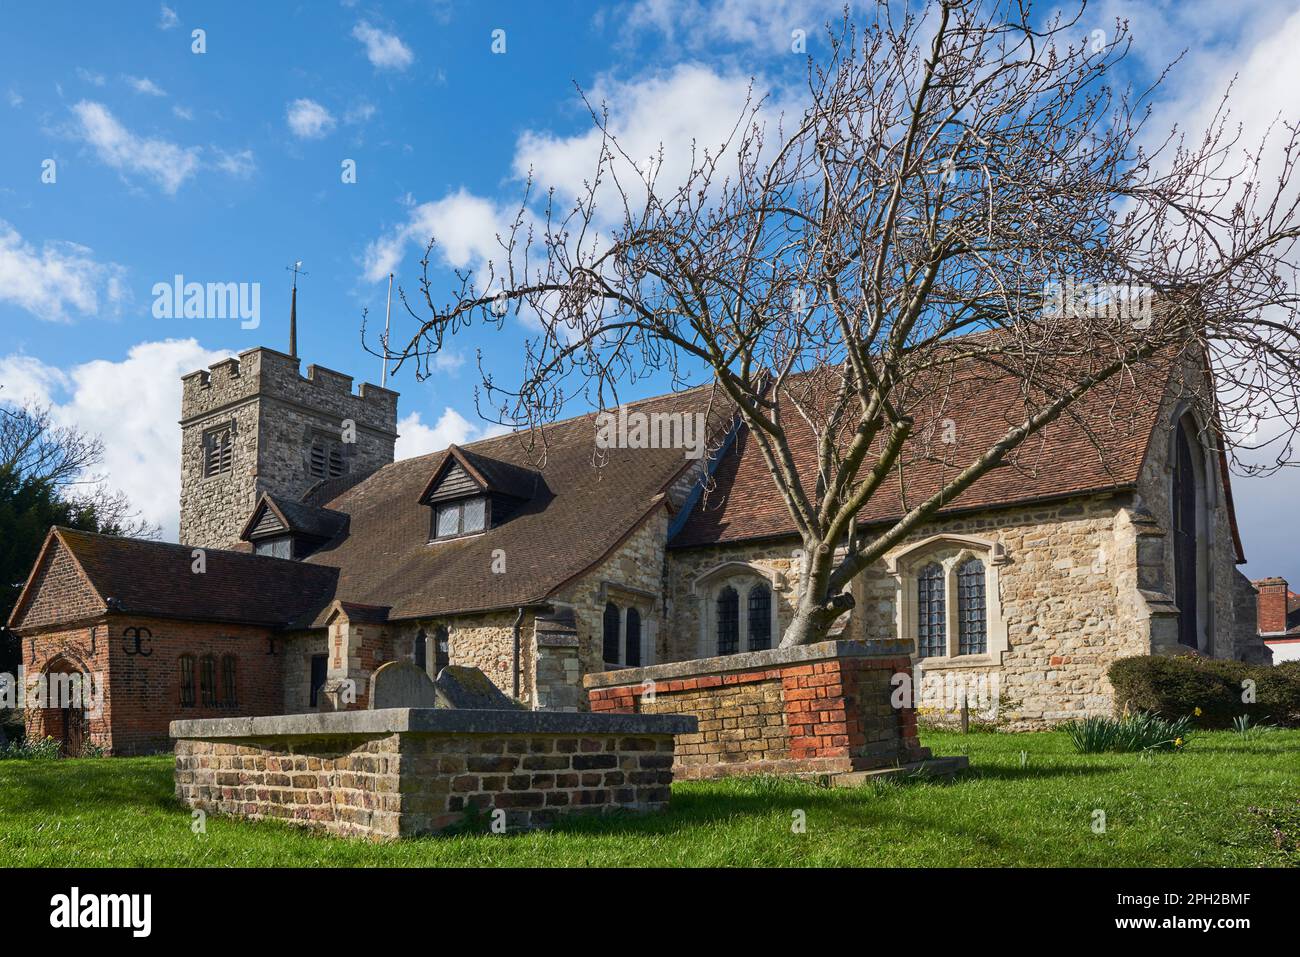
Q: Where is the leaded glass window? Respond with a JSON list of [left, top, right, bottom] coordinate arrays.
[[957, 558, 987, 655], [625, 608, 642, 667], [199, 654, 217, 707], [747, 584, 772, 651], [716, 586, 740, 654], [916, 562, 946, 658], [602, 602, 621, 665], [462, 496, 486, 533], [179, 655, 195, 708]]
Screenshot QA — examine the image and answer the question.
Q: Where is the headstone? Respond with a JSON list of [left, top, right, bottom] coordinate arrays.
[[368, 660, 438, 710], [434, 665, 520, 710]]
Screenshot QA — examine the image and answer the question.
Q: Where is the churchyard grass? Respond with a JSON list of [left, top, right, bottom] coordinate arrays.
[[1, 730, 1296, 867]]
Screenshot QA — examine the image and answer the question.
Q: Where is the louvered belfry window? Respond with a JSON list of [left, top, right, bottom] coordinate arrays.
[[309, 436, 346, 479], [957, 558, 988, 655], [203, 426, 233, 477], [916, 562, 946, 658], [716, 586, 740, 654]]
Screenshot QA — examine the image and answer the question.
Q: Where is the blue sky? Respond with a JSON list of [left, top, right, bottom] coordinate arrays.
[[2, 0, 1300, 587]]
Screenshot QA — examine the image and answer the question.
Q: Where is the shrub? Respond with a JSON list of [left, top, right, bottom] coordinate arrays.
[[0, 736, 61, 760], [1109, 655, 1300, 729], [1062, 713, 1193, 753]]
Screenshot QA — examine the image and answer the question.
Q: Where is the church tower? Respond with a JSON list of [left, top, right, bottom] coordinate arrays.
[[178, 347, 398, 550]]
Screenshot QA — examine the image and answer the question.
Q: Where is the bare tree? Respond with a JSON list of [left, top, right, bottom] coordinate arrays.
[[381, 0, 1300, 646], [0, 402, 158, 539]]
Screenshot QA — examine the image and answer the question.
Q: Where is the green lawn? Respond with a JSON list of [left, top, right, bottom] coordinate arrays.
[[1, 730, 1296, 867]]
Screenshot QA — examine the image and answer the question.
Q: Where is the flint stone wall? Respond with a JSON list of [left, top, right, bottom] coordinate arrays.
[[172, 708, 695, 839]]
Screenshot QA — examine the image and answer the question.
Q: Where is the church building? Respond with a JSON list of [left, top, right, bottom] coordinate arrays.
[[8, 339, 1270, 754]]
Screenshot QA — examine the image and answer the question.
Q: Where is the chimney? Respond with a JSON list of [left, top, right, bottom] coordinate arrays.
[[1254, 577, 1290, 635]]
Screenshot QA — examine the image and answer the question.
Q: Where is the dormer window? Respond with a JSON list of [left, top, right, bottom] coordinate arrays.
[[433, 495, 487, 540], [418, 444, 538, 544], [239, 493, 347, 560]]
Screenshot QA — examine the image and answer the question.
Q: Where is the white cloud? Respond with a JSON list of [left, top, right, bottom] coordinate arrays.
[[395, 407, 510, 460], [70, 100, 201, 194], [75, 67, 106, 86], [344, 100, 376, 125], [159, 4, 179, 30], [0, 339, 230, 540], [286, 98, 336, 139], [213, 148, 256, 178], [621, 0, 846, 53], [172, 104, 193, 121], [124, 75, 167, 97], [362, 188, 508, 282], [351, 21, 414, 71], [6, 88, 22, 108], [0, 219, 127, 322]]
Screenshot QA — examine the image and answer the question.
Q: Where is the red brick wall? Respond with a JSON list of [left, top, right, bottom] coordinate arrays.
[[588, 647, 928, 779], [21, 620, 113, 752], [11, 540, 104, 630], [24, 614, 282, 755]]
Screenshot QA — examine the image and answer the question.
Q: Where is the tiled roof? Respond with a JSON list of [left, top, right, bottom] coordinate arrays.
[[48, 528, 339, 628], [671, 348, 1173, 548], [300, 384, 731, 624], [240, 493, 348, 542]]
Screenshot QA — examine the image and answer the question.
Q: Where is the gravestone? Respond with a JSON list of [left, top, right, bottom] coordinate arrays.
[[368, 660, 438, 710], [434, 665, 521, 710]]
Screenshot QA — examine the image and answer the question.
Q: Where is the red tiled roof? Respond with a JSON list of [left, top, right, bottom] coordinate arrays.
[[671, 349, 1173, 548]]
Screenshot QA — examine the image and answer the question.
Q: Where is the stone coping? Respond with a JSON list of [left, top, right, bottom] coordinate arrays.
[[171, 707, 696, 740], [583, 638, 914, 689]]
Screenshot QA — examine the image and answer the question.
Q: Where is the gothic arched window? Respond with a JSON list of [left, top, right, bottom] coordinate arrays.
[[747, 583, 772, 651], [1173, 421, 1201, 649], [916, 562, 946, 658], [602, 602, 621, 665], [221, 654, 237, 707], [199, 654, 217, 707], [414, 629, 427, 671], [716, 586, 740, 654], [956, 558, 987, 655]]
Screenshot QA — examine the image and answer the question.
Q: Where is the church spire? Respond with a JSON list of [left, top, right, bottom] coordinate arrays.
[[286, 260, 307, 358]]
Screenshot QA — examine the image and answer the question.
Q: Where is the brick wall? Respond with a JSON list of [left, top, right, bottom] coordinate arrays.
[[586, 639, 929, 779], [172, 710, 693, 839], [26, 614, 281, 755]]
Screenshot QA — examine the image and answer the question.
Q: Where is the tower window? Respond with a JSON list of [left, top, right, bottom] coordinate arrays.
[[203, 425, 234, 477], [309, 434, 346, 479]]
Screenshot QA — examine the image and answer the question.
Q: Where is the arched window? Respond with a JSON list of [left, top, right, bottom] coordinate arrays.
[[199, 654, 217, 707], [414, 629, 427, 671], [716, 586, 740, 654], [1172, 421, 1201, 648], [602, 602, 621, 665], [916, 562, 946, 658], [221, 654, 237, 707], [433, 626, 450, 674], [956, 558, 987, 655], [747, 584, 772, 651], [179, 655, 195, 708], [625, 608, 642, 667]]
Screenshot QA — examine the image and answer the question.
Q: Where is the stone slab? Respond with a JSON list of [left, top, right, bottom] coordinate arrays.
[[171, 707, 696, 740], [582, 638, 914, 689], [434, 664, 519, 710]]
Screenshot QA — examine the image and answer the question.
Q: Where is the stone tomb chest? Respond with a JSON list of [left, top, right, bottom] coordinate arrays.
[[171, 708, 696, 840]]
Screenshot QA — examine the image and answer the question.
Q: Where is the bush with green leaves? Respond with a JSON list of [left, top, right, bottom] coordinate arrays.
[[1108, 655, 1300, 729], [1062, 713, 1194, 753], [0, 736, 61, 760]]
